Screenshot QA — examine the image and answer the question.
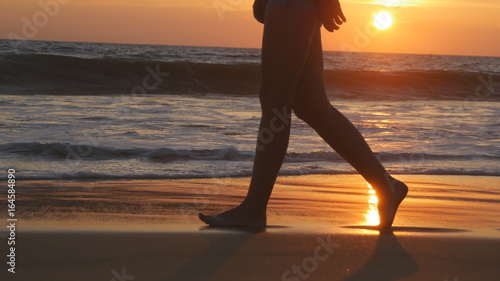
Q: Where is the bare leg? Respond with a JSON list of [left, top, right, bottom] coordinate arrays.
[[199, 6, 320, 228], [292, 27, 407, 229], [200, 5, 407, 230]]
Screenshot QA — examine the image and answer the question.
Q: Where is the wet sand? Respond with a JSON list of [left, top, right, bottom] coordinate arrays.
[[1, 175, 499, 280]]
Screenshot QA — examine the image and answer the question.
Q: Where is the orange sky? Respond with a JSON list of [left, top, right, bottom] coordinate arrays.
[[1, 0, 499, 56]]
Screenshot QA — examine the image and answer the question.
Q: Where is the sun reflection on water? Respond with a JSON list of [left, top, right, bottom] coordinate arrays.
[[365, 183, 380, 226]]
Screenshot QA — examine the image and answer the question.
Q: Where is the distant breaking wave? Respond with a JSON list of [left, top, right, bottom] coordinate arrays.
[[1, 142, 498, 163], [1, 53, 498, 100]]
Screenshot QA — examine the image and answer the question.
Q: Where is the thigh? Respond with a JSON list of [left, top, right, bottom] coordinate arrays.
[[260, 5, 320, 108], [294, 26, 331, 111]]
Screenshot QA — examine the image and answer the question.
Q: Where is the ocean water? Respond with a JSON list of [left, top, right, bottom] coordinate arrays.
[[0, 40, 499, 180]]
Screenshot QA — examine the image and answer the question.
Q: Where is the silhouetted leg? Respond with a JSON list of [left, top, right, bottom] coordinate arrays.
[[292, 27, 407, 229], [199, 6, 321, 228]]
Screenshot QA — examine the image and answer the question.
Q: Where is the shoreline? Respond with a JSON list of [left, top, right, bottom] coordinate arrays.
[[3, 173, 500, 182], [3, 174, 499, 236]]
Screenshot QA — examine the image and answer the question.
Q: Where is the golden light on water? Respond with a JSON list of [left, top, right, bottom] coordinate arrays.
[[365, 119, 391, 129], [365, 183, 380, 226]]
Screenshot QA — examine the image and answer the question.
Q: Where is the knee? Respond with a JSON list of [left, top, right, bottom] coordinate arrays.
[[259, 90, 293, 118], [293, 102, 311, 122], [293, 101, 320, 125], [293, 99, 333, 127]]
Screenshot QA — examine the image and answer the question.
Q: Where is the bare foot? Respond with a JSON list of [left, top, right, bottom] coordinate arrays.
[[199, 204, 267, 229], [377, 178, 408, 230]]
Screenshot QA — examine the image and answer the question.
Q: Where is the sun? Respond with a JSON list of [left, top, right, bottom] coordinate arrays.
[[373, 10, 394, 30]]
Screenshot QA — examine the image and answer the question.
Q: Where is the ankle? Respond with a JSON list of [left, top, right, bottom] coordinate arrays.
[[370, 173, 401, 195], [239, 201, 266, 217]]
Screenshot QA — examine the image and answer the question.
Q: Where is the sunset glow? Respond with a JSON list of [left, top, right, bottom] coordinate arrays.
[[373, 10, 394, 30], [369, 0, 423, 7], [1, 0, 499, 56]]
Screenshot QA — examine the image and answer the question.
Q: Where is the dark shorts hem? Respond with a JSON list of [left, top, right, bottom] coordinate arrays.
[[267, 0, 317, 11]]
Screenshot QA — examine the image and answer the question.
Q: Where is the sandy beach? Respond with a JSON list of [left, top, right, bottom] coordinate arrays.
[[1, 175, 499, 280]]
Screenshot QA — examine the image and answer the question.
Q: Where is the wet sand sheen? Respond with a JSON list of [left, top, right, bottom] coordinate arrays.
[[3, 175, 499, 280], [15, 174, 500, 232]]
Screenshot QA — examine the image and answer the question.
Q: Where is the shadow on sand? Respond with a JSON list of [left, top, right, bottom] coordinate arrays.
[[163, 225, 288, 280], [343, 232, 419, 281]]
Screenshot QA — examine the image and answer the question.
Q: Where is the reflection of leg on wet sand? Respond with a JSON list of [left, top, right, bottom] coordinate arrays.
[[344, 233, 418, 281]]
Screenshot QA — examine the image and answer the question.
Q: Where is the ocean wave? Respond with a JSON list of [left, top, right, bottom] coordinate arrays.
[[1, 142, 498, 163], [3, 168, 499, 181], [1, 53, 498, 100], [0, 142, 253, 161]]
